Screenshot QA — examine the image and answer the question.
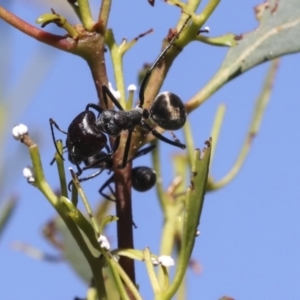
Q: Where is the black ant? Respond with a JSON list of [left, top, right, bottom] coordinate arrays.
[[50, 106, 120, 177], [49, 16, 190, 175], [79, 144, 157, 201]]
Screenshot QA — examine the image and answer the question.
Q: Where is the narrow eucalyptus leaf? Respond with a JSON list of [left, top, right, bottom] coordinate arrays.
[[221, 0, 300, 79]]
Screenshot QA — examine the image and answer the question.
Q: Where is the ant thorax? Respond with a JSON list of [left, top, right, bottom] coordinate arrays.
[[96, 108, 143, 136]]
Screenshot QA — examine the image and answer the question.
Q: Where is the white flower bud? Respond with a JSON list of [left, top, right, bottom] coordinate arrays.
[[203, 26, 210, 33], [151, 257, 159, 266], [23, 166, 35, 183], [158, 255, 174, 267], [12, 124, 28, 140], [127, 84, 137, 92], [97, 234, 110, 250]]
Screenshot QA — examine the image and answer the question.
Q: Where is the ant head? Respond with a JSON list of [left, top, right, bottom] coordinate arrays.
[[132, 166, 156, 192], [150, 91, 186, 130], [68, 151, 83, 165], [67, 111, 108, 159]]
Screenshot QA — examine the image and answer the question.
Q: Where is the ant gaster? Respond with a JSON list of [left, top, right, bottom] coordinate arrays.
[[50, 16, 191, 173], [80, 144, 157, 201]]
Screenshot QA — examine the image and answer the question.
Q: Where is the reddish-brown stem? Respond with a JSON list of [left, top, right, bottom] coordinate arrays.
[[114, 165, 136, 281], [113, 132, 136, 288], [0, 5, 110, 110], [0, 6, 75, 52]]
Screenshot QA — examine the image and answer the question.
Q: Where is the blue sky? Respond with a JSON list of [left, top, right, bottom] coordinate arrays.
[[1, 1, 300, 299]]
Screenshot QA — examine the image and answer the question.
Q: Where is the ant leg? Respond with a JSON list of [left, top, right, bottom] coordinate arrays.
[[133, 144, 156, 159], [109, 135, 120, 155], [141, 120, 186, 149], [85, 103, 104, 114], [50, 145, 68, 165], [102, 84, 124, 111], [67, 148, 85, 192], [49, 118, 67, 161], [169, 131, 182, 145], [85, 135, 120, 171], [99, 174, 116, 202], [67, 168, 105, 191], [120, 130, 133, 168], [79, 136, 119, 177], [125, 143, 156, 165], [78, 169, 105, 183], [139, 15, 191, 107]]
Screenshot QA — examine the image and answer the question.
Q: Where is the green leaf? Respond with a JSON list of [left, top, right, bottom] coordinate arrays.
[[186, 0, 300, 112], [222, 0, 300, 79], [158, 139, 211, 300], [36, 12, 80, 39], [54, 217, 94, 283], [181, 139, 211, 269]]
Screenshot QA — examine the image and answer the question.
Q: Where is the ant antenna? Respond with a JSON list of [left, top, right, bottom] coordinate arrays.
[[139, 15, 192, 105]]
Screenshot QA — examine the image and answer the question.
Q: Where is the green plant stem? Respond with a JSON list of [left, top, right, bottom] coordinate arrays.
[[55, 140, 68, 198], [158, 154, 187, 284], [60, 196, 100, 250], [196, 0, 220, 25], [70, 169, 101, 238], [157, 209, 177, 284], [36, 13, 79, 39], [105, 252, 143, 300], [158, 142, 211, 300], [186, 0, 201, 12], [71, 184, 78, 207], [167, 0, 197, 19], [195, 33, 237, 47], [209, 59, 279, 190], [210, 104, 226, 166], [67, 1, 81, 20], [152, 142, 168, 210], [98, 0, 112, 30], [183, 120, 195, 170], [77, 0, 95, 31], [28, 145, 107, 299], [105, 29, 126, 108], [144, 248, 161, 294]]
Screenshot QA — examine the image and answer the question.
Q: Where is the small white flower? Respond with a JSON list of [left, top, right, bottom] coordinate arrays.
[[23, 166, 35, 183], [108, 82, 121, 101], [158, 255, 174, 267], [127, 84, 137, 92], [151, 257, 159, 266], [12, 124, 28, 140], [97, 234, 110, 250], [203, 26, 210, 33]]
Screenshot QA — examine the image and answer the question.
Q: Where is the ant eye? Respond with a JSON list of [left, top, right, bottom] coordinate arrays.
[[150, 92, 186, 131], [132, 167, 156, 192]]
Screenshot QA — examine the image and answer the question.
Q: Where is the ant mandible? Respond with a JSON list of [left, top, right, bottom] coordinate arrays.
[[50, 16, 191, 173]]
